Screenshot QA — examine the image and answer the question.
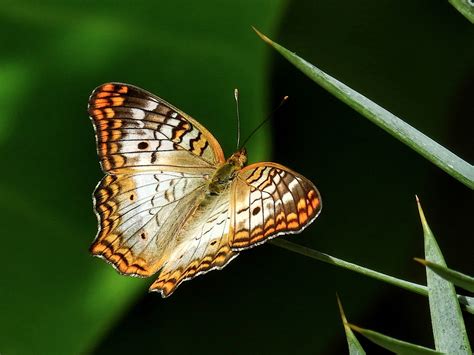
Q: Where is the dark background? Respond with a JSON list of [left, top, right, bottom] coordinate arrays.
[[0, 1, 472, 354]]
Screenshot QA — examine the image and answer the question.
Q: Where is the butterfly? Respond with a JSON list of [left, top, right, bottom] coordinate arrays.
[[88, 83, 322, 297]]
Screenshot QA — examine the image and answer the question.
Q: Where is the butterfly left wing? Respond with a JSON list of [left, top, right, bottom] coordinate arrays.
[[229, 163, 322, 250], [88, 83, 234, 290]]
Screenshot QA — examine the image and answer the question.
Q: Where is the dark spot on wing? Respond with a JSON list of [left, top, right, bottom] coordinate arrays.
[[138, 141, 148, 149], [252, 206, 261, 216]]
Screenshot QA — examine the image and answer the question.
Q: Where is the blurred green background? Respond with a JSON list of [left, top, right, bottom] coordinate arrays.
[[0, 1, 472, 354]]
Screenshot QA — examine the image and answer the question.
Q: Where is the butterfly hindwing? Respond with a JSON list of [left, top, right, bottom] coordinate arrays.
[[149, 187, 238, 297], [89, 83, 225, 174], [230, 163, 322, 250]]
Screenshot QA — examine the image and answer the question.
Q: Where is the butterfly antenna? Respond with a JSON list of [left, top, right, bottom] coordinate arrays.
[[239, 95, 288, 149], [234, 88, 241, 150]]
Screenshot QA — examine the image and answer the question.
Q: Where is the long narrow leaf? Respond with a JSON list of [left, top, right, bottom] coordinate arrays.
[[417, 197, 472, 353], [336, 295, 366, 355], [448, 0, 474, 23], [349, 324, 442, 354], [253, 28, 474, 189], [415, 258, 474, 293], [270, 239, 474, 314]]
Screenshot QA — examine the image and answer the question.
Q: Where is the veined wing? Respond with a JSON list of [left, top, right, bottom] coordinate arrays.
[[149, 186, 237, 297], [230, 162, 322, 250], [89, 83, 225, 174], [91, 171, 208, 277]]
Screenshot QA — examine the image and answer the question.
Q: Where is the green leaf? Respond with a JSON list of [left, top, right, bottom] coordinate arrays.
[[349, 324, 443, 354], [459, 295, 474, 313], [415, 258, 474, 293], [417, 196, 472, 354], [271, 239, 474, 314], [448, 0, 474, 23], [253, 28, 474, 190], [337, 295, 366, 355]]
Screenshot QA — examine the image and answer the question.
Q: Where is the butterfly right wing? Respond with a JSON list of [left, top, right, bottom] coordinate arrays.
[[89, 83, 225, 175], [229, 162, 322, 250], [91, 171, 208, 277]]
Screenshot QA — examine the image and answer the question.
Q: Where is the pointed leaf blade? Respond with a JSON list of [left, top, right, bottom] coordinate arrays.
[[417, 197, 472, 354], [337, 295, 366, 355], [349, 324, 442, 355], [271, 239, 474, 314], [253, 28, 474, 189], [415, 258, 474, 293]]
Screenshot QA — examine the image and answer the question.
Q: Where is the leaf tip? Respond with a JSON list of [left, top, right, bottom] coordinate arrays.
[[251, 26, 273, 45], [336, 293, 348, 325], [415, 195, 430, 233], [413, 257, 428, 266]]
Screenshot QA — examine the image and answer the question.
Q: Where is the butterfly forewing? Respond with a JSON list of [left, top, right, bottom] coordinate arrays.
[[89, 83, 225, 174], [230, 163, 322, 250]]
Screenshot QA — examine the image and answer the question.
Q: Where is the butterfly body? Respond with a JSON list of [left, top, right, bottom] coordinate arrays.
[[208, 148, 247, 194], [89, 83, 321, 297]]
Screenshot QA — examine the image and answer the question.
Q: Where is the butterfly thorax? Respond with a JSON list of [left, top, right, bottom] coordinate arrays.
[[208, 148, 247, 195]]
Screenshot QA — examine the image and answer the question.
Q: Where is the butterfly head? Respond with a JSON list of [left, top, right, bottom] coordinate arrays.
[[228, 147, 247, 169]]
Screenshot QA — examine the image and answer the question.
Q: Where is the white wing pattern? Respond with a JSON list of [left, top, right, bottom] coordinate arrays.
[[230, 163, 321, 249], [89, 83, 322, 297], [149, 187, 237, 296], [92, 172, 208, 277]]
